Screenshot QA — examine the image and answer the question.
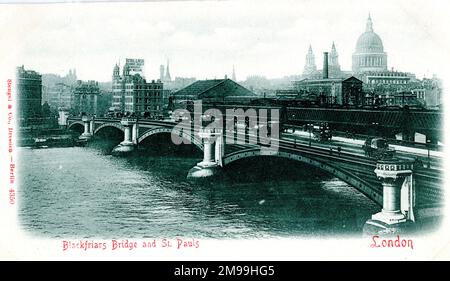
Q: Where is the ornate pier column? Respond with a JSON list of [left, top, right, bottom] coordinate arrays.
[[79, 115, 92, 140], [112, 118, 137, 156], [187, 129, 223, 179], [132, 122, 139, 145], [215, 132, 225, 166], [89, 118, 95, 135], [364, 160, 414, 234]]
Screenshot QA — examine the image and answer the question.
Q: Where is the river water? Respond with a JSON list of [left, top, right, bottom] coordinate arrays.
[[18, 143, 379, 239]]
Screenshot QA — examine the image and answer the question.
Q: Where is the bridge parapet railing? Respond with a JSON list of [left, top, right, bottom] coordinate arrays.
[[199, 128, 223, 135], [120, 117, 137, 126], [376, 160, 413, 172]]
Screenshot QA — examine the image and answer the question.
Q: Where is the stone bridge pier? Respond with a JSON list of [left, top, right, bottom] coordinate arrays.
[[364, 160, 415, 235], [187, 128, 224, 179], [79, 115, 93, 140], [112, 118, 138, 156]]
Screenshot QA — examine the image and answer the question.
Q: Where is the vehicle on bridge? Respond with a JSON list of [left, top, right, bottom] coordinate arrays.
[[171, 110, 191, 122], [312, 122, 332, 141], [106, 107, 123, 118], [363, 137, 395, 160]]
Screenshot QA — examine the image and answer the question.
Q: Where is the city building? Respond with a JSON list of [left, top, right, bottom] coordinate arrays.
[[392, 91, 422, 107], [162, 89, 172, 112], [171, 78, 255, 107], [112, 63, 124, 111], [301, 14, 411, 83], [302, 45, 317, 78], [296, 14, 440, 109], [363, 71, 411, 85], [163, 77, 196, 91], [294, 76, 363, 106], [411, 76, 442, 109], [352, 14, 387, 74], [160, 64, 165, 81], [241, 75, 272, 94], [329, 42, 342, 78], [296, 52, 363, 105], [73, 80, 100, 116], [165, 60, 171, 82], [158, 60, 197, 91], [160, 60, 171, 83], [41, 68, 77, 90], [112, 61, 164, 118], [351, 15, 416, 88], [128, 76, 163, 117], [41, 69, 77, 112], [43, 83, 74, 110], [302, 43, 348, 79], [16, 65, 42, 126], [275, 89, 300, 100]]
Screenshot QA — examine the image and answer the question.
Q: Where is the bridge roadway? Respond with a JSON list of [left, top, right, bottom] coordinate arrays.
[[225, 130, 442, 211], [277, 133, 442, 209], [282, 132, 442, 169], [67, 117, 443, 218]]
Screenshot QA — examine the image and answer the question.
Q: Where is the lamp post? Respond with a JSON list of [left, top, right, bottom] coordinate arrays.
[[426, 139, 431, 168], [309, 124, 312, 147]]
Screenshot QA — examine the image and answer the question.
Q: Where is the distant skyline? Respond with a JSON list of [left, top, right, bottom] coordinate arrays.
[[0, 0, 448, 82]]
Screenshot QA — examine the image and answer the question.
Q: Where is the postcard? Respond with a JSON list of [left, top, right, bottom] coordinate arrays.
[[0, 0, 449, 263]]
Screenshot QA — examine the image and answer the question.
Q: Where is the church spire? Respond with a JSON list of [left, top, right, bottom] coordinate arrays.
[[329, 41, 341, 75], [331, 41, 337, 53], [366, 13, 373, 32], [113, 63, 120, 78], [165, 59, 171, 81], [303, 44, 317, 77]]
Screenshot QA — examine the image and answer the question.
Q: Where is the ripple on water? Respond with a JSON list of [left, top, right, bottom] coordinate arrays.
[[18, 147, 379, 238]]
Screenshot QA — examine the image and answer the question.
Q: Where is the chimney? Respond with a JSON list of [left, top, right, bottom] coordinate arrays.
[[323, 52, 329, 79]]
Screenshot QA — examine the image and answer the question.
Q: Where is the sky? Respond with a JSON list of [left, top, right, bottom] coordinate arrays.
[[0, 0, 449, 82]]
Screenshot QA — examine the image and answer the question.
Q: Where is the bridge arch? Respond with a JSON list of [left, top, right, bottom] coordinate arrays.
[[93, 123, 125, 134], [222, 148, 382, 206], [68, 121, 84, 130], [138, 127, 204, 151]]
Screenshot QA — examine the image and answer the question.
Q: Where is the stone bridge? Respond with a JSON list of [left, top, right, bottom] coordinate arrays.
[[67, 116, 443, 234]]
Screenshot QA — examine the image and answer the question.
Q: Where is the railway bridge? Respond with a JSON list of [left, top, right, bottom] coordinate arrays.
[[67, 116, 443, 233]]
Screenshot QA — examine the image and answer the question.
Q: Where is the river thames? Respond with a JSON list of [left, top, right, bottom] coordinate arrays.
[[18, 143, 379, 239]]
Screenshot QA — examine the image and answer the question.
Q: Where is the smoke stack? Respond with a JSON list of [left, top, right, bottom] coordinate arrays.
[[323, 52, 329, 79]]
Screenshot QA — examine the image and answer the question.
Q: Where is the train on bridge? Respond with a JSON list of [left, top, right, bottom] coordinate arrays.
[[93, 93, 441, 149], [200, 95, 433, 111]]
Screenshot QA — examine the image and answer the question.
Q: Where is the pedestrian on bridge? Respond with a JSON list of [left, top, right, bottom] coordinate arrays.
[[337, 146, 341, 156]]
